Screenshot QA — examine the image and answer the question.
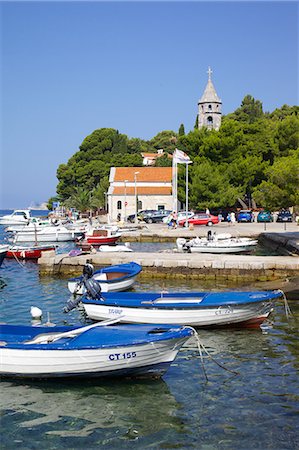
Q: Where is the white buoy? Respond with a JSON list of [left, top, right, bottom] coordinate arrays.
[[30, 306, 42, 320]]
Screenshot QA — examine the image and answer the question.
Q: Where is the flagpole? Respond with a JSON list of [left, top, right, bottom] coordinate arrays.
[[172, 156, 177, 211], [185, 162, 188, 228]]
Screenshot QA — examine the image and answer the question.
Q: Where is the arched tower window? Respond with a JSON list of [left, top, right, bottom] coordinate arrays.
[[117, 200, 122, 210], [207, 116, 213, 123]]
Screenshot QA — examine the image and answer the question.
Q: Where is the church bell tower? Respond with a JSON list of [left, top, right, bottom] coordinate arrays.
[[198, 67, 222, 131]]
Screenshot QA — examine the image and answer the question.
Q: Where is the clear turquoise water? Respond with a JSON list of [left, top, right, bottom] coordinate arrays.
[[0, 212, 298, 449]]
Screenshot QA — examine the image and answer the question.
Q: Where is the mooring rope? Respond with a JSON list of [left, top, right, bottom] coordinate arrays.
[[11, 251, 26, 268], [276, 289, 293, 319], [184, 326, 239, 382]]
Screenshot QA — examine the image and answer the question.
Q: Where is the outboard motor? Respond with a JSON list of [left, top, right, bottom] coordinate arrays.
[[63, 264, 102, 313], [63, 296, 81, 313], [82, 263, 103, 300]]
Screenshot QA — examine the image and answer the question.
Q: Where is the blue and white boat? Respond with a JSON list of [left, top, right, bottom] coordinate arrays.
[[68, 262, 142, 294], [80, 290, 283, 328], [0, 322, 193, 379]]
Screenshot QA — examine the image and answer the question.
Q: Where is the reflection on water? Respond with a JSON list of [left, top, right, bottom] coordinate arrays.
[[1, 379, 180, 439], [0, 220, 299, 449]]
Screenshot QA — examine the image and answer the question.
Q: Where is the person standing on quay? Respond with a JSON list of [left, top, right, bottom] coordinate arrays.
[[230, 211, 236, 225]]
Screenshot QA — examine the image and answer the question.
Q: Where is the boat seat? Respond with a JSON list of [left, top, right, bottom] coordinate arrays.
[[96, 273, 107, 281], [93, 230, 108, 237], [106, 272, 125, 280]]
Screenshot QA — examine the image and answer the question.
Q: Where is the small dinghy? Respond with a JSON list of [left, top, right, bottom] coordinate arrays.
[[83, 227, 121, 246], [67, 262, 142, 295], [0, 321, 193, 379], [6, 245, 56, 260]]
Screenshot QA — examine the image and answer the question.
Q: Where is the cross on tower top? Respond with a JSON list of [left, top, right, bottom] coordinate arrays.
[[207, 66, 213, 80]]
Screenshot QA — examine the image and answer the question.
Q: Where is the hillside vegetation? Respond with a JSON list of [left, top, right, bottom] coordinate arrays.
[[50, 96, 299, 212]]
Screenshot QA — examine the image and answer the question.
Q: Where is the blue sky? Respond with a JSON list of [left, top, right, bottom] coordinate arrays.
[[1, 1, 298, 209]]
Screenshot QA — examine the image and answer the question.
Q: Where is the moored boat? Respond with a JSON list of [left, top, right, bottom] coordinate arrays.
[[12, 225, 84, 243], [78, 289, 283, 328], [83, 227, 121, 246], [176, 232, 258, 254], [67, 262, 142, 295], [0, 322, 193, 379], [6, 245, 56, 260], [0, 209, 32, 226]]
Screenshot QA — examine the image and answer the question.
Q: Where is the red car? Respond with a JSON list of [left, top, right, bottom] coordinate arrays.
[[178, 213, 219, 227]]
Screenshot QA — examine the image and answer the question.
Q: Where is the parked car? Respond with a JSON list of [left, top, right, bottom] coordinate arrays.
[[138, 210, 158, 221], [237, 210, 254, 223], [178, 213, 219, 227], [143, 209, 172, 223], [276, 210, 293, 222], [257, 210, 273, 223], [126, 210, 157, 223], [163, 211, 195, 224]]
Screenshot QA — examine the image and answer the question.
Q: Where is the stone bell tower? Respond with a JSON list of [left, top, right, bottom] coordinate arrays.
[[198, 67, 222, 131]]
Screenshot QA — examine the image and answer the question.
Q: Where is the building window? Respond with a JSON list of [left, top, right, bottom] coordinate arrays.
[[138, 200, 142, 210], [158, 205, 165, 210], [207, 116, 213, 123], [208, 104, 212, 109], [117, 200, 122, 210]]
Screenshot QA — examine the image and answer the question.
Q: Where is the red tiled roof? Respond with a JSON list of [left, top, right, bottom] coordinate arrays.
[[113, 167, 172, 182], [113, 186, 172, 195]]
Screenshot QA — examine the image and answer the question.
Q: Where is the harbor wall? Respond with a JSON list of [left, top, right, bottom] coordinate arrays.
[[38, 251, 299, 282]]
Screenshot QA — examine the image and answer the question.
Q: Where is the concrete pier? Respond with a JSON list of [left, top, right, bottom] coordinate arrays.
[[38, 223, 299, 282]]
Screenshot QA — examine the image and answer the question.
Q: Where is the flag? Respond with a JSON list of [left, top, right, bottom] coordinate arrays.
[[173, 148, 192, 164]]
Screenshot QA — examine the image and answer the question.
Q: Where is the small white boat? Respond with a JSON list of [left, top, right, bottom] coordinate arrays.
[[12, 225, 84, 243], [67, 262, 142, 295], [98, 244, 133, 252], [0, 244, 9, 267], [177, 232, 257, 254], [0, 210, 32, 225], [0, 322, 193, 379]]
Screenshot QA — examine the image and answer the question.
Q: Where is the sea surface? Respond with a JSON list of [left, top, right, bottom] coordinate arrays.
[[0, 211, 298, 449]]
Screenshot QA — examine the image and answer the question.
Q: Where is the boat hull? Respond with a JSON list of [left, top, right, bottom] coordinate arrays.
[[6, 246, 55, 260], [82, 301, 273, 327], [188, 242, 257, 253], [13, 230, 83, 242], [68, 275, 138, 294], [85, 235, 121, 245], [0, 324, 192, 379], [81, 291, 281, 328]]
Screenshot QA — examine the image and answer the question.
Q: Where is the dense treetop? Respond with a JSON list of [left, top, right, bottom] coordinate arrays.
[[50, 97, 299, 211]]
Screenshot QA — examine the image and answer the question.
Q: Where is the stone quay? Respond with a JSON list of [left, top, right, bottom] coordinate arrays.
[[38, 222, 299, 285]]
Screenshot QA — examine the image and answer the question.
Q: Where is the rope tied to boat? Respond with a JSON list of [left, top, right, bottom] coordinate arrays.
[[11, 250, 26, 268], [184, 326, 239, 382], [276, 289, 293, 319]]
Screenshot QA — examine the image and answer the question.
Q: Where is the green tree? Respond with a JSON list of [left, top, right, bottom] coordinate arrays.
[[178, 124, 185, 136], [229, 95, 263, 123], [149, 131, 178, 152], [253, 151, 299, 209], [155, 153, 172, 167], [64, 186, 93, 212]]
